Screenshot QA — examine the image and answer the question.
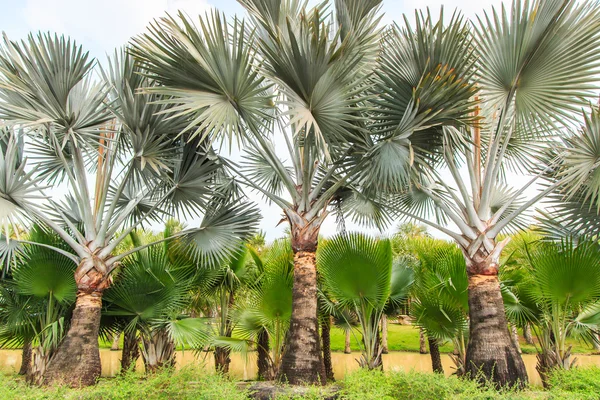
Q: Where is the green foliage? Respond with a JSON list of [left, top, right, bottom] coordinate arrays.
[[0, 366, 247, 400], [547, 366, 600, 398]]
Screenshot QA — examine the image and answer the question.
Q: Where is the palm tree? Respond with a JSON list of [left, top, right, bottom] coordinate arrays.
[[318, 233, 413, 370], [407, 237, 469, 375], [130, 0, 472, 384], [370, 0, 600, 387], [0, 38, 259, 386], [503, 237, 600, 386], [212, 239, 294, 381], [104, 241, 210, 373], [0, 225, 76, 385]]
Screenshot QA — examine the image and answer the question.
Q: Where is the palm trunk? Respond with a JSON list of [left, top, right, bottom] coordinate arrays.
[[120, 331, 140, 373], [28, 346, 51, 386], [110, 332, 121, 351], [321, 316, 334, 381], [465, 273, 528, 388], [428, 337, 444, 374], [524, 323, 535, 345], [43, 290, 104, 387], [594, 334, 600, 352], [419, 328, 428, 354], [278, 215, 325, 385], [344, 330, 352, 354], [141, 329, 175, 373], [510, 323, 522, 354], [19, 338, 32, 376], [214, 347, 231, 374], [381, 316, 389, 354], [257, 328, 272, 380]]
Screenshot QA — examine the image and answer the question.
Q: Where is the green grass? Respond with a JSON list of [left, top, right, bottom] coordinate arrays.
[[329, 322, 598, 354], [2, 366, 599, 399]]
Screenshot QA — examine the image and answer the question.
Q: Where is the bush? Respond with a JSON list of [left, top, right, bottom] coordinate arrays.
[[339, 369, 533, 400], [0, 367, 247, 400], [546, 366, 600, 399]]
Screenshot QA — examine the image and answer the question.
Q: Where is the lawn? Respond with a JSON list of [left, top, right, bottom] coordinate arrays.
[[328, 322, 597, 354]]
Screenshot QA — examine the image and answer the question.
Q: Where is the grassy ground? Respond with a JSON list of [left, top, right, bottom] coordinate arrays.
[[328, 322, 597, 354], [98, 322, 598, 354], [2, 365, 599, 399]]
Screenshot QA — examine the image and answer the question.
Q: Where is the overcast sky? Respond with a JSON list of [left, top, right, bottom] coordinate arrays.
[[0, 0, 518, 242]]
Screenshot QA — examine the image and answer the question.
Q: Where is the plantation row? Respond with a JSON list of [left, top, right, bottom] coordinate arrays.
[[1, 0, 600, 395]]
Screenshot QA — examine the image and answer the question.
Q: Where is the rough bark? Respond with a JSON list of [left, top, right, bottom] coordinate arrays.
[[28, 346, 51, 386], [43, 291, 104, 387], [419, 328, 428, 354], [214, 347, 232, 374], [321, 316, 334, 381], [465, 273, 528, 388], [141, 329, 175, 373], [19, 338, 32, 376], [524, 323, 535, 346], [594, 334, 600, 352], [510, 323, 522, 354], [381, 316, 389, 354], [344, 330, 352, 354], [110, 332, 120, 351], [257, 328, 273, 381], [120, 331, 140, 373], [428, 337, 444, 374]]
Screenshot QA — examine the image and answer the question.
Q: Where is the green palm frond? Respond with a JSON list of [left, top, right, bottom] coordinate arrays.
[[318, 233, 392, 310]]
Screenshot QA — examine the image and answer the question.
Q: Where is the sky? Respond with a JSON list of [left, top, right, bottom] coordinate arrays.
[[0, 0, 515, 242]]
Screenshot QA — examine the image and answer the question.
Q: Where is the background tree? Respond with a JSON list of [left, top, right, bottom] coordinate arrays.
[[0, 39, 259, 386]]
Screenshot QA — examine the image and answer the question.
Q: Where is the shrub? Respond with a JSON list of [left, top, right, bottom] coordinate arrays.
[[546, 366, 600, 399]]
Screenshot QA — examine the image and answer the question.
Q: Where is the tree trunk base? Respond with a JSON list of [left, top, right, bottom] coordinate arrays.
[[465, 275, 528, 389], [19, 339, 32, 376], [278, 251, 325, 385], [428, 337, 444, 374], [43, 292, 103, 387]]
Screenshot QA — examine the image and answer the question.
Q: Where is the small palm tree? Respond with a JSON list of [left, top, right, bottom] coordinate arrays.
[[505, 238, 600, 386], [318, 233, 413, 370], [104, 242, 209, 373], [0, 38, 259, 386], [0, 225, 76, 385], [212, 239, 294, 381]]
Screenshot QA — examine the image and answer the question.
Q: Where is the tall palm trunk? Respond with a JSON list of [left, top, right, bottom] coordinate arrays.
[[524, 323, 535, 345], [428, 337, 444, 374], [120, 331, 140, 373], [321, 316, 334, 381], [278, 214, 326, 385], [44, 258, 111, 387], [19, 338, 32, 376], [215, 292, 234, 373], [464, 248, 527, 388]]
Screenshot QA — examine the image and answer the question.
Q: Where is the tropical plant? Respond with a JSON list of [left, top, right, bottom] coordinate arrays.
[[0, 37, 259, 386], [503, 237, 600, 386], [211, 239, 294, 381], [130, 0, 477, 384], [103, 239, 210, 373], [407, 237, 469, 375], [318, 233, 413, 370], [369, 0, 600, 387], [193, 244, 255, 374], [0, 225, 76, 385]]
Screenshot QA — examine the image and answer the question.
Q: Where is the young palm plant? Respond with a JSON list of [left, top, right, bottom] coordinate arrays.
[[0, 225, 76, 385], [371, 0, 600, 387], [0, 38, 259, 386], [318, 233, 413, 370], [104, 241, 210, 373], [504, 238, 600, 386]]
